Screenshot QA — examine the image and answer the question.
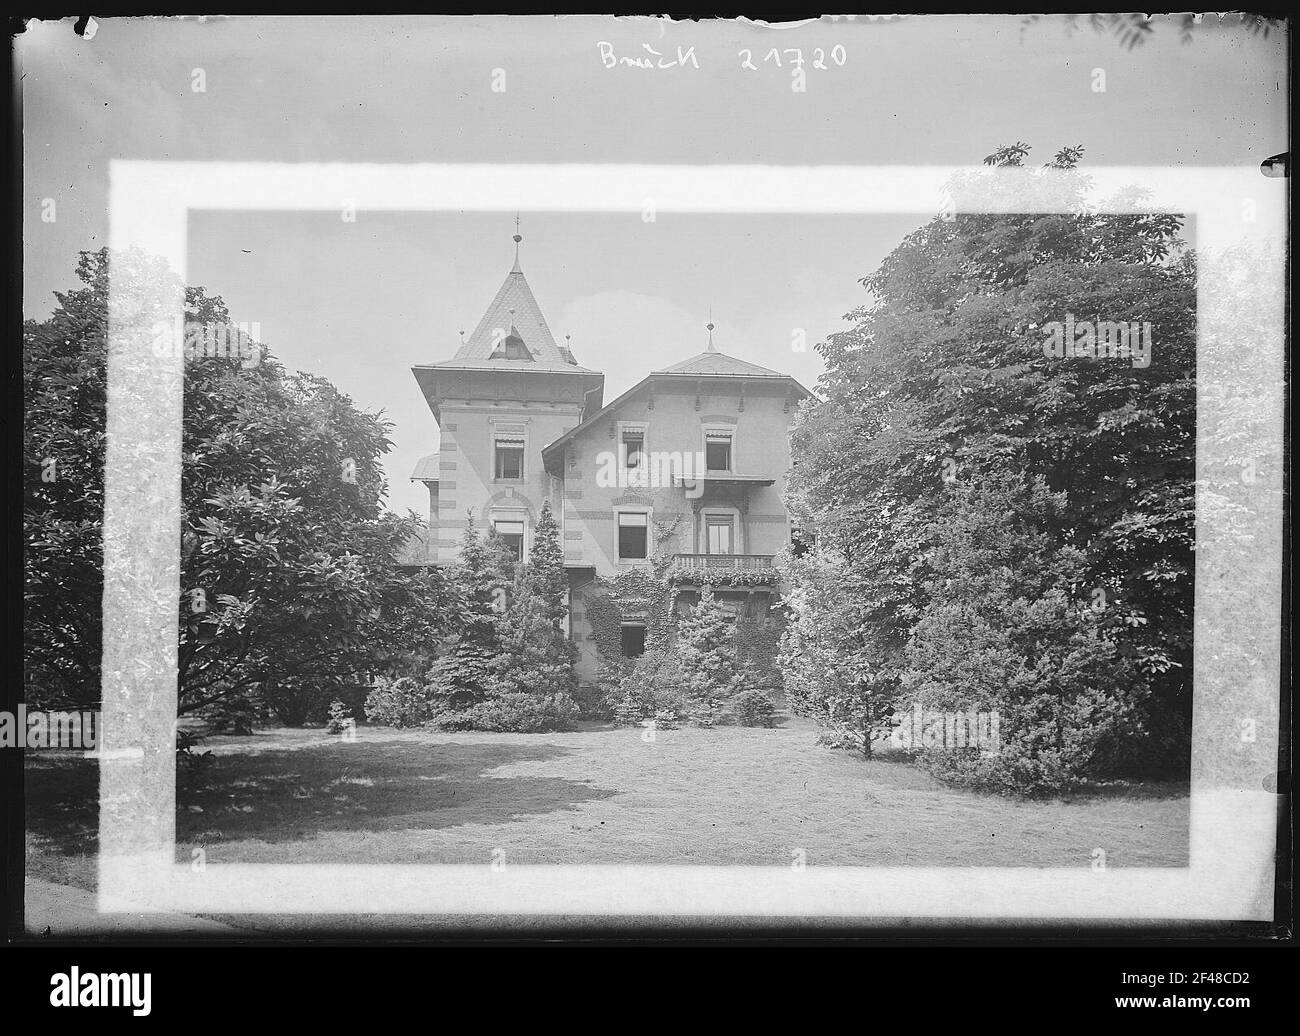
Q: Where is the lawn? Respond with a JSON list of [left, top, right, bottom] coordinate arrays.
[[27, 715, 1189, 902]]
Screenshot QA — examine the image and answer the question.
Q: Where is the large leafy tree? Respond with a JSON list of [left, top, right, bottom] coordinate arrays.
[[787, 145, 1196, 788], [25, 247, 445, 719]]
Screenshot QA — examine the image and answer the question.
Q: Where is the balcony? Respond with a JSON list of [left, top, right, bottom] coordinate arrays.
[[665, 553, 778, 586]]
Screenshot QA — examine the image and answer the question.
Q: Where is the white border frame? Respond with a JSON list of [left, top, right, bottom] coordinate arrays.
[[99, 162, 1284, 921]]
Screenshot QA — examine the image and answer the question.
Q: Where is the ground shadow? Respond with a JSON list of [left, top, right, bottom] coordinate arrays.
[[26, 741, 617, 858]]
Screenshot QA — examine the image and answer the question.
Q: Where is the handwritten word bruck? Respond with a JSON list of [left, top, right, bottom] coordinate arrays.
[[597, 42, 699, 70]]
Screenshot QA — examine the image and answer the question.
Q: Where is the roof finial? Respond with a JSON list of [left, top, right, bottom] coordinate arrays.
[[511, 212, 523, 272], [706, 308, 716, 352]]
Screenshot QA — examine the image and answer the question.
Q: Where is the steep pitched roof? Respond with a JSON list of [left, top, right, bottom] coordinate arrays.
[[454, 266, 567, 364], [652, 350, 791, 378]]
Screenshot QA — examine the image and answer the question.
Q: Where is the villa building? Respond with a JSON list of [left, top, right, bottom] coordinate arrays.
[[407, 233, 810, 685]]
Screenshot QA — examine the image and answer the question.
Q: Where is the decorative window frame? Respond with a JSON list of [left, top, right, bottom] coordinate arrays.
[[617, 419, 650, 487], [490, 420, 529, 484], [701, 422, 737, 473], [701, 506, 742, 555], [489, 506, 530, 561]]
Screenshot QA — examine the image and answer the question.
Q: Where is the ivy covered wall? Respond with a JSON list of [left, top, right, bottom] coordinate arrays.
[[577, 570, 785, 691]]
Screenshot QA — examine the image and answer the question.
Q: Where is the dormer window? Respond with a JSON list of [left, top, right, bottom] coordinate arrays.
[[490, 325, 534, 361]]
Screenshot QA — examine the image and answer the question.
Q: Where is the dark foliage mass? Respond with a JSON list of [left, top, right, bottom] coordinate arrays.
[[783, 146, 1195, 793]]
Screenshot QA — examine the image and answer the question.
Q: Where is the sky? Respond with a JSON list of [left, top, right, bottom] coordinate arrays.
[[19, 14, 1288, 515]]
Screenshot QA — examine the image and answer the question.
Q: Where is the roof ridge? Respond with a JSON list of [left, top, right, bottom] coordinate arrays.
[[652, 349, 789, 378]]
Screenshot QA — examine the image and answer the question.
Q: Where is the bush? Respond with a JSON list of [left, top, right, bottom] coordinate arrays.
[[427, 691, 578, 733], [364, 675, 439, 728], [729, 688, 777, 728], [650, 709, 680, 730], [607, 651, 689, 726], [325, 699, 352, 735], [814, 724, 865, 751], [205, 689, 265, 734], [176, 728, 213, 772], [266, 679, 369, 727], [572, 682, 612, 721]]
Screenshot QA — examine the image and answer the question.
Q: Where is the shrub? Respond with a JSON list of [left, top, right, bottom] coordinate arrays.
[[364, 675, 439, 728], [325, 699, 352, 735], [607, 650, 689, 726], [266, 679, 369, 727], [729, 688, 777, 728], [814, 724, 865, 751], [650, 709, 680, 730], [427, 691, 578, 733], [572, 682, 612, 721], [205, 689, 265, 735], [176, 729, 213, 772]]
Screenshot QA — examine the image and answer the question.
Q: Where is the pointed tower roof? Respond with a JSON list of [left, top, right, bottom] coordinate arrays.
[[452, 266, 565, 362], [444, 223, 584, 366], [413, 227, 605, 422]]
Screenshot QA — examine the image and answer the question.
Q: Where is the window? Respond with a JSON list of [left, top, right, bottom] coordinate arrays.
[[494, 436, 524, 480], [705, 514, 734, 555], [705, 431, 732, 472], [618, 511, 648, 560], [494, 519, 525, 561], [622, 430, 645, 471], [620, 623, 646, 658]]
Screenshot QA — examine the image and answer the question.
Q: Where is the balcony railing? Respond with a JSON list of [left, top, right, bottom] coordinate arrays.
[[673, 554, 774, 570], [666, 554, 779, 586]]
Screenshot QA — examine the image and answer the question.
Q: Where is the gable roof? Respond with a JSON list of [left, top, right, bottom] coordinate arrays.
[[540, 347, 812, 473], [652, 350, 792, 379]]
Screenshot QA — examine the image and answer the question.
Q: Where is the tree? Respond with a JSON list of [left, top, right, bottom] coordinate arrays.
[[423, 512, 512, 712], [903, 474, 1138, 793], [676, 584, 746, 726], [788, 145, 1196, 789], [25, 247, 447, 721], [777, 545, 902, 755], [492, 501, 578, 700]]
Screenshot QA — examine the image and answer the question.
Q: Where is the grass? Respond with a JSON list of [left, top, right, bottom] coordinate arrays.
[[27, 716, 1189, 899]]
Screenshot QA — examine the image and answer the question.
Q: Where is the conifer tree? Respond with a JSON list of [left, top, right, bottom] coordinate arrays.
[[493, 501, 577, 699], [676, 583, 743, 725], [426, 512, 509, 710]]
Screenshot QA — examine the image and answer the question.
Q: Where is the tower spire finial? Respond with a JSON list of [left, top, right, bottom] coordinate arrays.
[[706, 307, 716, 352], [511, 212, 523, 272]]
